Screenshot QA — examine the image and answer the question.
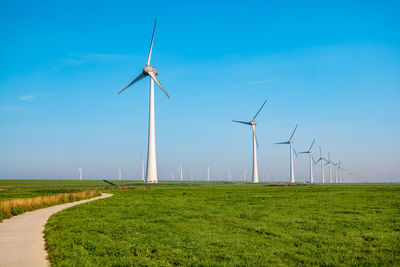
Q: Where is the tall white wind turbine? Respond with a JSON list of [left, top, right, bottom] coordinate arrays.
[[299, 138, 316, 184], [232, 99, 268, 184], [275, 125, 299, 183], [315, 146, 326, 183], [117, 19, 169, 183], [118, 168, 122, 181]]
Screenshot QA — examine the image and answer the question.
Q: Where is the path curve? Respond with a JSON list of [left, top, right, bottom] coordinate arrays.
[[0, 192, 113, 267]]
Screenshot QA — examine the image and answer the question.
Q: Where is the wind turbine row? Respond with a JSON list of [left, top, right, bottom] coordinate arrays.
[[115, 19, 354, 184]]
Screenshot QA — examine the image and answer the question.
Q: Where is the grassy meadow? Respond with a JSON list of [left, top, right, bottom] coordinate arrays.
[[39, 182, 400, 266]]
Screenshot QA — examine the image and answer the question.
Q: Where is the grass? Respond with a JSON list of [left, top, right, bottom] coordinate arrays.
[[42, 183, 400, 266]]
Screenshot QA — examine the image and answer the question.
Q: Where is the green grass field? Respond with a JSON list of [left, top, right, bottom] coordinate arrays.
[[39, 182, 400, 266]]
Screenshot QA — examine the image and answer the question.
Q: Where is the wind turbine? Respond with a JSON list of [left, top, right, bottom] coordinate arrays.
[[324, 153, 333, 183], [117, 18, 169, 184], [232, 99, 268, 184], [275, 125, 299, 183], [137, 155, 145, 182], [299, 138, 316, 184], [206, 164, 212, 182], [118, 168, 122, 181], [315, 147, 326, 183], [335, 161, 342, 183], [177, 161, 183, 181], [78, 164, 84, 180]]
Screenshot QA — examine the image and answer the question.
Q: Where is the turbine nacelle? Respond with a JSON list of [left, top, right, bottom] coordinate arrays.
[[143, 65, 159, 76], [250, 120, 257, 126]]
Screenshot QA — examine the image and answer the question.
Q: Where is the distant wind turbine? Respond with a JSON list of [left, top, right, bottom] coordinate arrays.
[[299, 138, 316, 184], [334, 161, 342, 184], [275, 125, 299, 183], [336, 162, 343, 183], [324, 153, 333, 183], [206, 164, 212, 182], [177, 161, 183, 181], [78, 165, 84, 181], [117, 18, 169, 184], [315, 147, 327, 183], [232, 99, 268, 184], [118, 168, 122, 181], [137, 155, 145, 181]]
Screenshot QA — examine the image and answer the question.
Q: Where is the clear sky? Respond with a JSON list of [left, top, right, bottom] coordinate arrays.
[[1, 0, 399, 182]]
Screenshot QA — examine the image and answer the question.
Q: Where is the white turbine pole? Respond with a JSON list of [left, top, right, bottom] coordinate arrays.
[[252, 125, 259, 183], [118, 168, 122, 181], [207, 166, 210, 182], [79, 166, 83, 181], [146, 78, 157, 183], [334, 164, 338, 183], [141, 159, 145, 181], [309, 152, 313, 184], [290, 142, 294, 183]]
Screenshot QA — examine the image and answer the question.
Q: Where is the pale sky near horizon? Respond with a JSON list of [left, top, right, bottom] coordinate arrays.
[[1, 1, 399, 182]]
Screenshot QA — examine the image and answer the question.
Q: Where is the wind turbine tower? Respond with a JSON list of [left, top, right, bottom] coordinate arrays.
[[178, 161, 183, 181], [117, 19, 170, 183], [325, 153, 333, 183], [232, 99, 268, 184], [315, 147, 326, 183], [78, 166, 83, 181], [138, 157, 145, 181], [299, 138, 316, 184], [275, 125, 299, 183], [206, 165, 211, 182], [118, 168, 122, 181]]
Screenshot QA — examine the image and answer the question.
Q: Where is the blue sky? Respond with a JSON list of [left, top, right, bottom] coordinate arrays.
[[1, 0, 399, 181]]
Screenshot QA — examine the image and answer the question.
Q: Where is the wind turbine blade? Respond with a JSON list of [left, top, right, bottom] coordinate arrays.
[[252, 98, 268, 121], [232, 120, 251, 125], [147, 18, 157, 66], [293, 146, 298, 158], [315, 158, 321, 164], [312, 157, 317, 164], [275, 141, 289, 145], [299, 151, 308, 154], [319, 146, 322, 157], [117, 73, 146, 94], [289, 124, 298, 140], [254, 131, 259, 148], [148, 72, 170, 98], [309, 138, 316, 151]]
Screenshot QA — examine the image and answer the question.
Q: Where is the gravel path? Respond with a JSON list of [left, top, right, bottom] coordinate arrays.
[[0, 193, 113, 267]]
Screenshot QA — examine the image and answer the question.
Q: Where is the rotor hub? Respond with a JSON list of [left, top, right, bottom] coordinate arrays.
[[250, 121, 257, 126]]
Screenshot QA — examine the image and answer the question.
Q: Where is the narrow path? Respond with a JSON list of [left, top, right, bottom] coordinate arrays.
[[0, 193, 113, 267]]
